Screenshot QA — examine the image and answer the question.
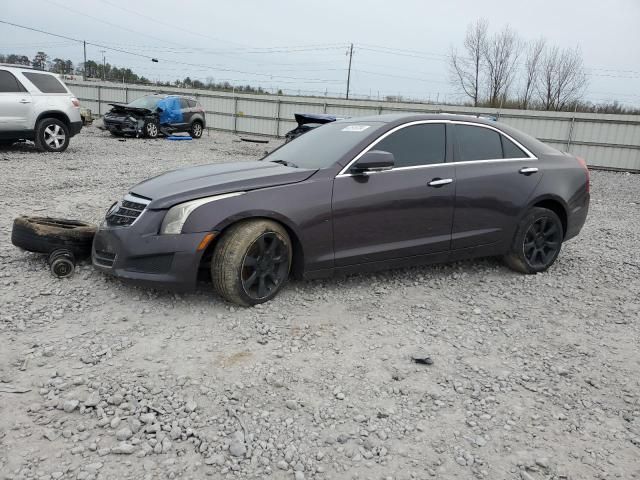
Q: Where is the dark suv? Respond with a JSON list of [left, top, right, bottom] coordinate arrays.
[[103, 94, 206, 139]]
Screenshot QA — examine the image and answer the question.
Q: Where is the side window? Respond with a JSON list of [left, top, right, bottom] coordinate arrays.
[[455, 125, 503, 161], [0, 70, 26, 93], [21, 72, 67, 93], [501, 135, 527, 158], [187, 99, 197, 108], [179, 98, 189, 109], [374, 123, 446, 168]]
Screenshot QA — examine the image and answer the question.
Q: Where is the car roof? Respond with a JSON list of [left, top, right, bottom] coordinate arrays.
[[144, 93, 197, 101], [0, 63, 57, 73], [334, 113, 499, 126]]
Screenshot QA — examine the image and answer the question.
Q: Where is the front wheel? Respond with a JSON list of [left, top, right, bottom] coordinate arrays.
[[144, 120, 159, 138], [211, 220, 292, 306], [190, 121, 203, 139], [504, 207, 564, 274]]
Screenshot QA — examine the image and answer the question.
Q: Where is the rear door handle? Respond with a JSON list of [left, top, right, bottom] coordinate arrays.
[[428, 178, 453, 187], [519, 167, 538, 175], [18, 99, 31, 104]]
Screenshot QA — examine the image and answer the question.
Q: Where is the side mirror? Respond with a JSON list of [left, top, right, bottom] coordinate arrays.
[[351, 150, 395, 174]]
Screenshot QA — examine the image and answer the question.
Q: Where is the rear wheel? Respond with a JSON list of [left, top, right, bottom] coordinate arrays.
[[211, 220, 292, 306], [504, 207, 563, 274], [34, 118, 70, 152], [190, 121, 203, 139]]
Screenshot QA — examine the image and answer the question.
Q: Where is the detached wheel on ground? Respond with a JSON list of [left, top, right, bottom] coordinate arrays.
[[34, 118, 70, 152], [504, 207, 564, 274], [144, 119, 159, 138], [189, 121, 203, 139], [11, 216, 97, 259], [211, 220, 292, 306]]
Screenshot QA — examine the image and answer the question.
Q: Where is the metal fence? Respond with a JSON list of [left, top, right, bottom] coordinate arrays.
[[67, 80, 640, 171]]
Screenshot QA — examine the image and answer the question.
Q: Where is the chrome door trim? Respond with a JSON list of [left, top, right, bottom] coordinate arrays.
[[336, 119, 537, 178]]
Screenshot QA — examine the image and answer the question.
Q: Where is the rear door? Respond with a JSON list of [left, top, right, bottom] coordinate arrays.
[[0, 70, 32, 132], [332, 122, 455, 266], [450, 122, 542, 249], [178, 97, 191, 129]]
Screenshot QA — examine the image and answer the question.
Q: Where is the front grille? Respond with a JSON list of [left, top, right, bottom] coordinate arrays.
[[94, 250, 116, 267], [105, 194, 150, 227]]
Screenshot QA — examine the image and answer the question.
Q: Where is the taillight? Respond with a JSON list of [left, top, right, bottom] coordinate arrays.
[[576, 156, 590, 193], [71, 98, 80, 107]]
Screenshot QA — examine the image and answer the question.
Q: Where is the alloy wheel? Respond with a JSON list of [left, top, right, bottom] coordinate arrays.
[[241, 232, 289, 300], [44, 124, 66, 150], [192, 123, 202, 137], [523, 216, 561, 268], [146, 123, 158, 137]]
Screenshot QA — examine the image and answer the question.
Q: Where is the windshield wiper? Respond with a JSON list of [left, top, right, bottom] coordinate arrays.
[[270, 159, 298, 168]]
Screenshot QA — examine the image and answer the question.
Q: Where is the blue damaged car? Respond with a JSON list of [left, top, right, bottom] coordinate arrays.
[[103, 94, 206, 139]]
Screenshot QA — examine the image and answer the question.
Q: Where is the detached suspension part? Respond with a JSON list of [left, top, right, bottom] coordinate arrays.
[[48, 249, 76, 278]]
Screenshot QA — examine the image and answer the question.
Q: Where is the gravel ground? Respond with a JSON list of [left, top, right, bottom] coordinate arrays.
[[0, 126, 639, 480]]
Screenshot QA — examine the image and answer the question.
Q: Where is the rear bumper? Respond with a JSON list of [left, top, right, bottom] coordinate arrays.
[[565, 194, 589, 241], [92, 222, 210, 291], [69, 121, 83, 137]]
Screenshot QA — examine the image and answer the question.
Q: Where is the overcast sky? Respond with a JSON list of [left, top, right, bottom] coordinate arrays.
[[2, 0, 639, 106]]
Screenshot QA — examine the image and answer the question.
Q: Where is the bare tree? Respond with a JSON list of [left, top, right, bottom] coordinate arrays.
[[483, 26, 521, 107], [537, 46, 587, 110], [519, 38, 546, 109], [449, 19, 488, 106]]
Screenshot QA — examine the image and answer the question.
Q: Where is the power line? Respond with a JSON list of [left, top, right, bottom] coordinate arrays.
[[0, 19, 345, 84]]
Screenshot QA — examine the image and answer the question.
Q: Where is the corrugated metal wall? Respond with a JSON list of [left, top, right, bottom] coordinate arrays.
[[68, 80, 640, 171]]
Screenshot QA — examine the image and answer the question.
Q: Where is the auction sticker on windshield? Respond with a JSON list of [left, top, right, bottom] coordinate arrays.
[[341, 125, 371, 132]]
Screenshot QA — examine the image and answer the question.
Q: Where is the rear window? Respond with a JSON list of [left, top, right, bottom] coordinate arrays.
[[187, 99, 197, 108], [455, 124, 503, 161], [0, 70, 27, 92], [501, 136, 527, 158], [22, 72, 68, 93]]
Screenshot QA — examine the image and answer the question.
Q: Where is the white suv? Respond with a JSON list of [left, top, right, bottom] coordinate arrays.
[[0, 64, 82, 152]]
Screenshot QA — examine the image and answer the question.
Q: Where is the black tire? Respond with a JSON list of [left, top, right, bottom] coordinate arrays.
[[190, 121, 203, 139], [504, 207, 564, 274], [211, 220, 292, 306], [11, 216, 96, 259], [34, 118, 70, 152], [144, 119, 159, 139]]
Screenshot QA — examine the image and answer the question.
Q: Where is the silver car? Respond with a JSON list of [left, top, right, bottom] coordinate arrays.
[[0, 64, 82, 152]]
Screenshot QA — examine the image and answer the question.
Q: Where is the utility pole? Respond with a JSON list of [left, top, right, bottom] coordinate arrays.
[[346, 43, 353, 100], [100, 50, 106, 81], [82, 41, 87, 81]]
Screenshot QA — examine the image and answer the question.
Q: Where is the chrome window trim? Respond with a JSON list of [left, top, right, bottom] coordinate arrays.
[[336, 119, 537, 178]]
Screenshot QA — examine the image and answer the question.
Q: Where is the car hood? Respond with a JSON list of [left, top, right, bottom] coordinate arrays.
[[132, 161, 317, 209], [107, 103, 154, 116]]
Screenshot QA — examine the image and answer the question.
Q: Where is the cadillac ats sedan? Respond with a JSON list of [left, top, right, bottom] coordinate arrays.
[[92, 114, 590, 306]]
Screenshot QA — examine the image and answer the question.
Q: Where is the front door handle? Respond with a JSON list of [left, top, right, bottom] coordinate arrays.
[[428, 178, 453, 187], [18, 99, 31, 104], [519, 167, 538, 175]]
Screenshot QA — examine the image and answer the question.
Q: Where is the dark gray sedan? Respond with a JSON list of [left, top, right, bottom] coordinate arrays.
[[92, 114, 589, 306]]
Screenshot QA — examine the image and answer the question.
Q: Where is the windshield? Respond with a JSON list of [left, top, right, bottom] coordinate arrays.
[[264, 121, 384, 169], [127, 95, 163, 110]]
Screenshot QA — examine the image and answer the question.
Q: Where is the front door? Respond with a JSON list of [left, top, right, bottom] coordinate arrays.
[[332, 122, 455, 266], [0, 70, 32, 133]]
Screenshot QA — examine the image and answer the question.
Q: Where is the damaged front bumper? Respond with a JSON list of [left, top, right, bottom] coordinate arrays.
[[103, 114, 146, 135], [91, 210, 210, 291]]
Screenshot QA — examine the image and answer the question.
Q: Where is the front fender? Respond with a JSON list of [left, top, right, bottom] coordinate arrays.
[[180, 178, 335, 272]]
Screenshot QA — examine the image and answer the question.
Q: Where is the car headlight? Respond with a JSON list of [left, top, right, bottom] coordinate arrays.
[[160, 192, 245, 234]]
